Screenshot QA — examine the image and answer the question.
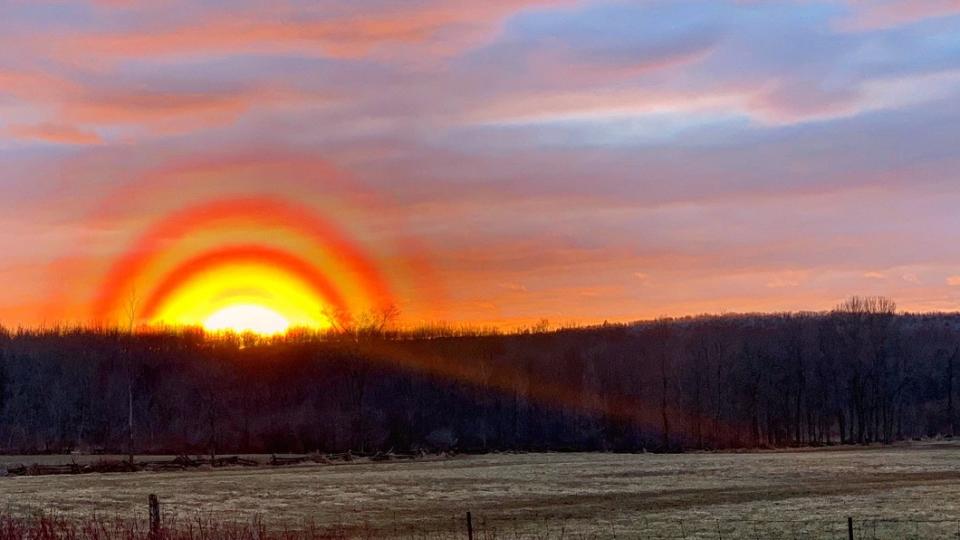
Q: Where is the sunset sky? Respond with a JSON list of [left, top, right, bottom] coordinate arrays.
[[1, 0, 960, 329]]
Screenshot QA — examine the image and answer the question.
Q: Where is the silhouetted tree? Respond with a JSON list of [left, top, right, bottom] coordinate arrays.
[[4, 297, 960, 454]]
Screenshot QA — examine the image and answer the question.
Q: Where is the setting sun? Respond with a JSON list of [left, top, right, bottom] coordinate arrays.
[[203, 304, 291, 335]]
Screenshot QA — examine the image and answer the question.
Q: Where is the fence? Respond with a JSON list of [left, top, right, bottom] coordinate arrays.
[[460, 515, 960, 540], [151, 496, 960, 540], [14, 496, 960, 540]]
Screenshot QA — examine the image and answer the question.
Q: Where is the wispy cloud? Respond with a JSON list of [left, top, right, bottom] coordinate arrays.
[[838, 0, 960, 31], [6, 123, 102, 145]]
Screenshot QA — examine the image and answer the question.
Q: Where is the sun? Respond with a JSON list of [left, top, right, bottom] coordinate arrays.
[[148, 262, 337, 332], [203, 304, 291, 335]]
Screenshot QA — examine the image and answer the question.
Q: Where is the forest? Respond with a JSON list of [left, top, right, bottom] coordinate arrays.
[[1, 296, 959, 454]]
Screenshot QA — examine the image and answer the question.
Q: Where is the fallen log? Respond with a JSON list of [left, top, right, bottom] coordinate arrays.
[[270, 455, 310, 466]]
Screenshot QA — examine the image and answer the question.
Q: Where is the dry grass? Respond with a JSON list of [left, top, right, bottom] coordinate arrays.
[[5, 442, 960, 538], [0, 515, 353, 540]]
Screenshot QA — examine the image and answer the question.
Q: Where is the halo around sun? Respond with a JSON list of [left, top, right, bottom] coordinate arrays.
[[91, 197, 399, 335]]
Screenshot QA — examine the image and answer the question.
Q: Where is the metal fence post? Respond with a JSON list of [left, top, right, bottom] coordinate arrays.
[[847, 517, 854, 540], [466, 511, 473, 540]]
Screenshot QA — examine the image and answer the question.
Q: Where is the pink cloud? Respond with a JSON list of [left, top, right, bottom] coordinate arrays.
[[0, 70, 80, 101], [0, 67, 329, 139], [840, 0, 960, 30], [34, 1, 572, 64], [58, 85, 308, 135], [765, 270, 809, 289], [745, 79, 865, 124], [468, 85, 743, 124], [901, 272, 921, 284], [7, 123, 102, 145]]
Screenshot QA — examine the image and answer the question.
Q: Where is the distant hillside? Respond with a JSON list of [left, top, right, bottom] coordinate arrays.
[[2, 300, 959, 453]]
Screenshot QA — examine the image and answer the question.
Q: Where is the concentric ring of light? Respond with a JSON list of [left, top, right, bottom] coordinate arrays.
[[147, 261, 334, 331], [138, 244, 348, 330], [92, 197, 397, 331]]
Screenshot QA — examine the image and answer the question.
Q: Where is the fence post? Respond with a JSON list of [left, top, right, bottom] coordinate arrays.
[[149, 494, 161, 536], [466, 511, 473, 540], [847, 517, 854, 540]]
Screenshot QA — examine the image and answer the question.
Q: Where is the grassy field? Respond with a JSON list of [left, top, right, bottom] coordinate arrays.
[[4, 443, 960, 538]]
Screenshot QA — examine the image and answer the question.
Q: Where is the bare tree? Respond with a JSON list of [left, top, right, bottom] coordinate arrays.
[[653, 320, 673, 450], [14, 300, 960, 455], [321, 304, 401, 452], [835, 295, 897, 315], [123, 285, 139, 464]]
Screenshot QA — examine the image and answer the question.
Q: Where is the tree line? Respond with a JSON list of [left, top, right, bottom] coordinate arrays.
[[1, 296, 958, 454]]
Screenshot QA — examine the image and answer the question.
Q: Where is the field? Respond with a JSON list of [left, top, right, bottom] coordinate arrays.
[[4, 443, 960, 539]]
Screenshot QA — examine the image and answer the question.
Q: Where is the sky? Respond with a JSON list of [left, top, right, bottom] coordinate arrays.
[[1, 0, 960, 329]]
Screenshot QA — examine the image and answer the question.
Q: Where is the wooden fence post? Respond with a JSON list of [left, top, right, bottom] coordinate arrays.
[[149, 494, 161, 536], [847, 517, 854, 540], [466, 511, 473, 540]]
